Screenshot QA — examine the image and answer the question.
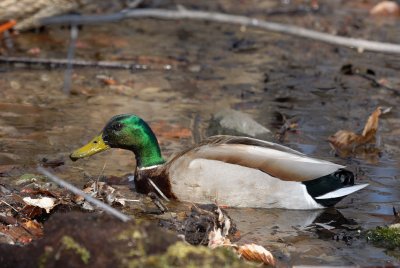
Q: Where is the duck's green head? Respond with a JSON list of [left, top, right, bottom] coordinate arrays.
[[70, 114, 165, 168]]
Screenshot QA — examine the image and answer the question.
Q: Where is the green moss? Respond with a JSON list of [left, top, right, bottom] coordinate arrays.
[[15, 173, 44, 185], [156, 242, 245, 268], [116, 226, 148, 262], [121, 241, 251, 268], [115, 224, 252, 267], [38, 246, 54, 268], [61, 235, 91, 264], [367, 225, 400, 250]]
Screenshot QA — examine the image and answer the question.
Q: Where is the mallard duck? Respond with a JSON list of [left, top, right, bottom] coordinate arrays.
[[70, 114, 368, 209]]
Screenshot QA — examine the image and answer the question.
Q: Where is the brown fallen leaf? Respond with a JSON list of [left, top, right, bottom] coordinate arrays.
[[21, 188, 61, 198], [21, 220, 43, 237], [236, 243, 276, 266], [96, 74, 118, 86], [370, 1, 400, 16], [328, 107, 391, 154], [0, 225, 34, 244], [151, 121, 192, 139], [208, 228, 275, 266], [20, 205, 46, 219]]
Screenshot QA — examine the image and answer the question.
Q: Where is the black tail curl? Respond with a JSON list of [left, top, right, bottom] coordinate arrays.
[[333, 169, 355, 186], [303, 168, 356, 207]]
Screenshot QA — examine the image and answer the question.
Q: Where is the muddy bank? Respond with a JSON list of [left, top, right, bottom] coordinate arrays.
[[0, 212, 249, 268]]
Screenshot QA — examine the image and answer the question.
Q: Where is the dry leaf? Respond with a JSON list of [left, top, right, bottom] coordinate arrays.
[[20, 205, 45, 219], [370, 1, 400, 16], [0, 225, 33, 244], [328, 107, 390, 154], [237, 243, 276, 266], [22, 197, 56, 213], [208, 229, 275, 266], [21, 220, 43, 237], [74, 181, 125, 207], [208, 228, 232, 249]]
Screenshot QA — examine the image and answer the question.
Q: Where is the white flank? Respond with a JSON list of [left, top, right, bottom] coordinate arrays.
[[169, 158, 325, 209], [315, 184, 369, 199]]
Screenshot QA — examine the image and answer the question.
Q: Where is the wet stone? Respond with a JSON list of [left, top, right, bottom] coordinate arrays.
[[207, 109, 273, 140]]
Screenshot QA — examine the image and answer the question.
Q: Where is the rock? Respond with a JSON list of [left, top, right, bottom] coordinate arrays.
[[0, 212, 249, 268], [207, 109, 272, 139]]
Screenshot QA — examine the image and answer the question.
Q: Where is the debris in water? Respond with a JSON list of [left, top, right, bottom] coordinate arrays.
[[205, 205, 276, 266], [96, 74, 118, 86], [328, 107, 391, 156], [370, 1, 400, 16], [236, 243, 276, 266], [74, 180, 126, 207]]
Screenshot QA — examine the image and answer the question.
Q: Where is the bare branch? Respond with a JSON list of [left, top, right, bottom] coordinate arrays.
[[41, 8, 400, 54], [37, 166, 132, 222], [0, 56, 174, 70]]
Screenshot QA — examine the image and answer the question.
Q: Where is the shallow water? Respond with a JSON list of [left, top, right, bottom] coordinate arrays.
[[1, 0, 400, 265]]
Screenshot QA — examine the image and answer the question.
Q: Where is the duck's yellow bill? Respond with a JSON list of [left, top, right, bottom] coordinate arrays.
[[70, 133, 110, 161]]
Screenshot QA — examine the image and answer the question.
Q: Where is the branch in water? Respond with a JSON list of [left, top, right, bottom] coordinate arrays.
[[0, 56, 173, 70]]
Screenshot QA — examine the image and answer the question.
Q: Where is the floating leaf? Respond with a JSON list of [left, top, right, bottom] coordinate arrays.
[[370, 1, 400, 16], [208, 229, 275, 266], [328, 107, 391, 155]]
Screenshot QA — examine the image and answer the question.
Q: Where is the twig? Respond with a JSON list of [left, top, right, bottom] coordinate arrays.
[[0, 56, 161, 70], [0, 200, 18, 213], [148, 178, 170, 202], [2, 30, 14, 50], [41, 8, 400, 54], [357, 73, 399, 96], [148, 192, 168, 213], [37, 166, 132, 222]]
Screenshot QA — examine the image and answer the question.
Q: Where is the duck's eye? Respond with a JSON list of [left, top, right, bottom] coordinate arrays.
[[112, 122, 123, 132]]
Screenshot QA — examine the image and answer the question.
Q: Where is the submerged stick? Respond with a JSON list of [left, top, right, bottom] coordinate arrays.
[[41, 8, 400, 54], [37, 167, 132, 222], [63, 24, 78, 94], [0, 56, 156, 70]]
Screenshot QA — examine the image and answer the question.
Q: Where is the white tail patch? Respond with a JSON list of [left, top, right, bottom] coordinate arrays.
[[315, 184, 369, 199]]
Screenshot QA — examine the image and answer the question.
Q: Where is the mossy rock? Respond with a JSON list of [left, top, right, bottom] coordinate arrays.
[[367, 224, 400, 259], [116, 222, 250, 268], [367, 225, 400, 250], [0, 212, 253, 268]]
